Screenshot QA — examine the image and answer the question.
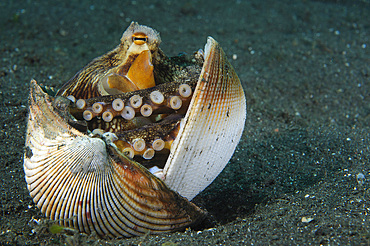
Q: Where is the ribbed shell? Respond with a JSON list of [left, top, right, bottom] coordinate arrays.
[[163, 37, 246, 200], [24, 81, 205, 238]]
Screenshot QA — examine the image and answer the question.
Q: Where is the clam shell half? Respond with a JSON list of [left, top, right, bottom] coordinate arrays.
[[24, 81, 206, 238], [23, 35, 246, 238], [163, 37, 246, 200]]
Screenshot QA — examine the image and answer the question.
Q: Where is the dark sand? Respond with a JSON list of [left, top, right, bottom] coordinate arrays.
[[1, 0, 369, 245]]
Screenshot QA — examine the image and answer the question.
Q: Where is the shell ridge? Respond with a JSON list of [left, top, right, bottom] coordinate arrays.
[[109, 152, 188, 226], [163, 39, 246, 200]]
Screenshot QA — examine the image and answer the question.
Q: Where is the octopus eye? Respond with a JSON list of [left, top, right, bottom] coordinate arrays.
[[132, 33, 148, 45]]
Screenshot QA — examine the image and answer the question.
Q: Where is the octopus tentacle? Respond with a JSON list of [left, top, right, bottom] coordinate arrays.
[[114, 115, 181, 157], [89, 114, 182, 173], [70, 79, 197, 123]]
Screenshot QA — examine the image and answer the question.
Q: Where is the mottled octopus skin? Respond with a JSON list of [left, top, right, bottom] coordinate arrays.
[[23, 22, 246, 238]]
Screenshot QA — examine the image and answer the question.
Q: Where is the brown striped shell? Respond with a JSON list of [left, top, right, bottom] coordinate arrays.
[[24, 22, 246, 238]]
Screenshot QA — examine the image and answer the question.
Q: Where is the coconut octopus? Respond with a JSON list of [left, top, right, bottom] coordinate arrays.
[[23, 22, 246, 238]]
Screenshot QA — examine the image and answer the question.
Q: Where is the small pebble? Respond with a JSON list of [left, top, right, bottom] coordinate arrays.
[[301, 217, 314, 223], [356, 173, 365, 186]]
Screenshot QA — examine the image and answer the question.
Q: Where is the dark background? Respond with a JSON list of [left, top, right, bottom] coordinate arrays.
[[1, 0, 369, 245]]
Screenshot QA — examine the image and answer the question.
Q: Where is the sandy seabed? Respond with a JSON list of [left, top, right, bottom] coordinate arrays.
[[0, 0, 369, 245]]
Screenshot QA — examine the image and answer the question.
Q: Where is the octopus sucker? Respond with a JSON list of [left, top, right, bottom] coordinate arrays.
[[152, 138, 165, 151], [178, 84, 192, 98], [140, 104, 153, 117], [122, 147, 135, 159], [92, 102, 104, 114], [24, 22, 246, 238], [121, 106, 135, 120], [102, 111, 114, 122], [169, 96, 182, 110], [129, 95, 143, 108], [83, 110, 93, 121], [132, 138, 146, 152], [76, 98, 86, 109], [150, 90, 165, 104], [112, 98, 125, 111], [66, 95, 76, 103], [143, 148, 155, 160]]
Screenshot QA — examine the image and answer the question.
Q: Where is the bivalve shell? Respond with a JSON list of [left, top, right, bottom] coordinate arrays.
[[24, 81, 206, 238]]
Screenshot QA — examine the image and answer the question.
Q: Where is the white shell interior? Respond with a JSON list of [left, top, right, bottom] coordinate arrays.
[[163, 37, 247, 200]]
